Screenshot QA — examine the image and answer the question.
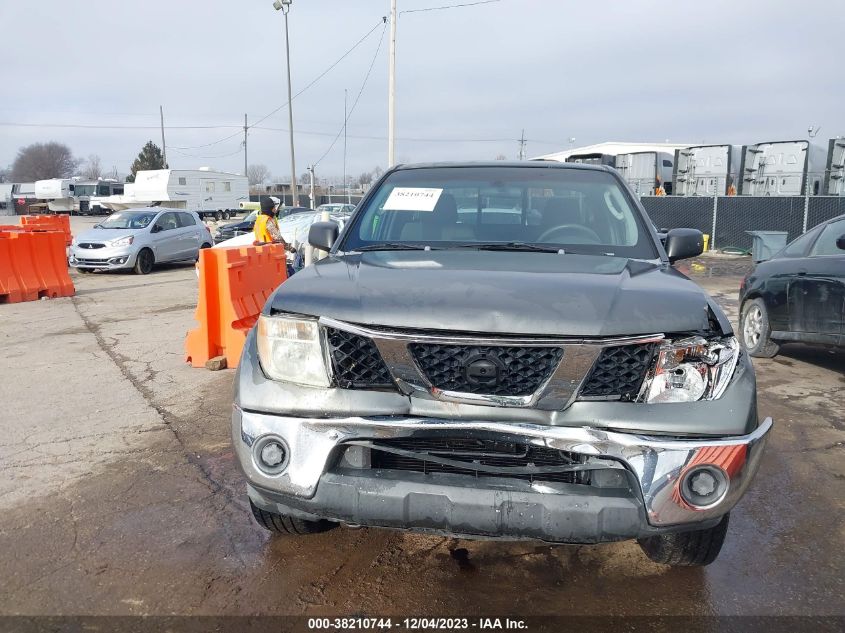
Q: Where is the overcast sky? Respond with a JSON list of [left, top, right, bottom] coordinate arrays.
[[1, 0, 842, 183]]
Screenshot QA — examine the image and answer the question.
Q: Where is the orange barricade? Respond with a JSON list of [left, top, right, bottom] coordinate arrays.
[[20, 215, 72, 246], [185, 244, 287, 369], [0, 228, 75, 304]]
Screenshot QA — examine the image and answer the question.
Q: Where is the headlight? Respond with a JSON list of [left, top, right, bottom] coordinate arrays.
[[71, 237, 78, 246], [256, 314, 330, 387], [110, 236, 134, 247], [641, 336, 739, 403]]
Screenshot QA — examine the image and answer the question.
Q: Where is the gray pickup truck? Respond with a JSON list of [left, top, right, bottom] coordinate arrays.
[[233, 162, 771, 566]]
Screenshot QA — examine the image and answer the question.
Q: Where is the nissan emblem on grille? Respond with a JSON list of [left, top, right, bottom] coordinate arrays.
[[463, 353, 503, 387]]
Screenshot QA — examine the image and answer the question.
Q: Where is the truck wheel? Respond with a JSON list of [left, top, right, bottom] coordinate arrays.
[[638, 514, 729, 566], [222, 210, 231, 220], [739, 298, 779, 358], [249, 499, 337, 535], [133, 248, 154, 275], [214, 211, 223, 221]]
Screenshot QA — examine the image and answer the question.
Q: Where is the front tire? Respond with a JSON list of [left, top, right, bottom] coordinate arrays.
[[638, 514, 730, 566], [249, 499, 337, 536], [739, 298, 780, 358], [133, 248, 154, 275]]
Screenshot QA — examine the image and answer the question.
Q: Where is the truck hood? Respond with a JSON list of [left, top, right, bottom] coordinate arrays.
[[269, 250, 722, 337]]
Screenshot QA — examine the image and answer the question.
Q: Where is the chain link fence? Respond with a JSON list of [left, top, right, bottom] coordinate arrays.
[[641, 194, 845, 251]]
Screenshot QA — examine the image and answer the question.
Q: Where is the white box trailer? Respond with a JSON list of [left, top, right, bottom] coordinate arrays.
[[738, 140, 826, 196], [673, 145, 741, 196], [614, 151, 675, 195], [823, 138, 845, 195], [101, 168, 248, 220], [565, 153, 616, 167]]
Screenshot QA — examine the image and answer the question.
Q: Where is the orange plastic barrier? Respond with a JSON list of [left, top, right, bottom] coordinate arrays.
[[0, 228, 75, 304], [185, 244, 287, 369], [20, 215, 72, 246]]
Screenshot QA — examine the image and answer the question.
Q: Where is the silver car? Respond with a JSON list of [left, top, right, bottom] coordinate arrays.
[[69, 207, 214, 274]]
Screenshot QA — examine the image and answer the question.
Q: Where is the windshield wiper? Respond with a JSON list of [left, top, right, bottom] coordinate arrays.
[[455, 241, 563, 253], [355, 243, 435, 252]]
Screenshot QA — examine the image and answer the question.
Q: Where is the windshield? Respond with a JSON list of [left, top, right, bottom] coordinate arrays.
[[99, 210, 158, 229], [73, 184, 97, 197], [341, 166, 657, 258]]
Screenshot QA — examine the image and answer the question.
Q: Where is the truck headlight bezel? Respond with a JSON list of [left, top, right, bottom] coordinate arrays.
[[639, 336, 739, 404], [256, 314, 331, 387]]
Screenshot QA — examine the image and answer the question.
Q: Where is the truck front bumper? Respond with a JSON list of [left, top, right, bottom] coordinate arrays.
[[234, 407, 772, 543]]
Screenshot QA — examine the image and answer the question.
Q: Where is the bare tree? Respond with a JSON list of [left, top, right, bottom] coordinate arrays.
[[247, 164, 271, 186], [11, 142, 79, 181], [81, 155, 102, 180]]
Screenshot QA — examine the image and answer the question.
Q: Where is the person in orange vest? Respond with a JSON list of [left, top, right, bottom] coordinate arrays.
[[726, 177, 737, 196], [254, 197, 291, 249], [654, 178, 667, 196]]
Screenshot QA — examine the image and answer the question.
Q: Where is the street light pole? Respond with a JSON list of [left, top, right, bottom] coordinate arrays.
[[388, 0, 397, 167], [274, 0, 298, 206]]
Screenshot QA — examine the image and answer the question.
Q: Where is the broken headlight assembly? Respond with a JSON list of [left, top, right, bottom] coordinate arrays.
[[640, 336, 739, 403], [256, 314, 330, 387]]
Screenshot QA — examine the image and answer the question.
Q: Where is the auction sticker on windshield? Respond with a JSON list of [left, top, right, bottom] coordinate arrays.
[[383, 187, 443, 212]]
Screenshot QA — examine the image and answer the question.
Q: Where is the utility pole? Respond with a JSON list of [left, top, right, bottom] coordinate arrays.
[[275, 0, 298, 207], [387, 3, 397, 167], [517, 129, 526, 161], [243, 113, 248, 176], [159, 105, 167, 167], [307, 165, 316, 209], [343, 88, 349, 204]]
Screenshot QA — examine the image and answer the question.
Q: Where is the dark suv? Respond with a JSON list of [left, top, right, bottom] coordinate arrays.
[[233, 162, 771, 566]]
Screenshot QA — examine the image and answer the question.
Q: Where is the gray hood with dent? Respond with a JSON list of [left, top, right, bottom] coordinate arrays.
[[268, 250, 725, 337]]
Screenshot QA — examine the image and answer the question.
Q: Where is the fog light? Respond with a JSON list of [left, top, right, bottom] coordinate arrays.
[[680, 465, 729, 508], [253, 436, 289, 475]]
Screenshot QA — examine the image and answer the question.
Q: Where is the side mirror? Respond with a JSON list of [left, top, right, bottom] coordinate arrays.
[[665, 228, 704, 263], [308, 221, 339, 252], [151, 224, 162, 233], [837, 235, 845, 251]]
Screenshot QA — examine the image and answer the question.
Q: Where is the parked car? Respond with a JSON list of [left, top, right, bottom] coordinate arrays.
[[316, 203, 356, 215], [69, 208, 213, 274], [214, 207, 311, 242], [215, 210, 258, 241], [739, 214, 845, 357], [233, 161, 772, 567]]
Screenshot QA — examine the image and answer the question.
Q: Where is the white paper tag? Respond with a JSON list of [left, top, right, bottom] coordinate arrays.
[[382, 187, 443, 212]]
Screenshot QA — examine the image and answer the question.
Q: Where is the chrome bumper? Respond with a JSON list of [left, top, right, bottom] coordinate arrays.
[[234, 406, 771, 529]]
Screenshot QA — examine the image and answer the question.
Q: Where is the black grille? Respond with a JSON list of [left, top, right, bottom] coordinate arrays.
[[325, 327, 394, 389], [409, 344, 563, 396], [78, 242, 105, 249], [366, 437, 590, 485], [579, 344, 656, 400]]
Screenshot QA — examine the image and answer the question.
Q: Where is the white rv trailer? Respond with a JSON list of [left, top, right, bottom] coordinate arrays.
[[34, 178, 76, 213], [614, 151, 676, 195], [823, 138, 845, 195], [738, 140, 827, 196], [673, 145, 741, 196], [74, 180, 125, 215], [101, 168, 248, 220]]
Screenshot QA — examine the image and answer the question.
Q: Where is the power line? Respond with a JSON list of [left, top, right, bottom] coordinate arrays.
[[0, 121, 240, 130], [314, 22, 388, 167], [400, 0, 501, 14]]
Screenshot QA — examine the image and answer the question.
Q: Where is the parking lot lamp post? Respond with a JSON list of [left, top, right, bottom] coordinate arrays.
[[273, 0, 298, 206]]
